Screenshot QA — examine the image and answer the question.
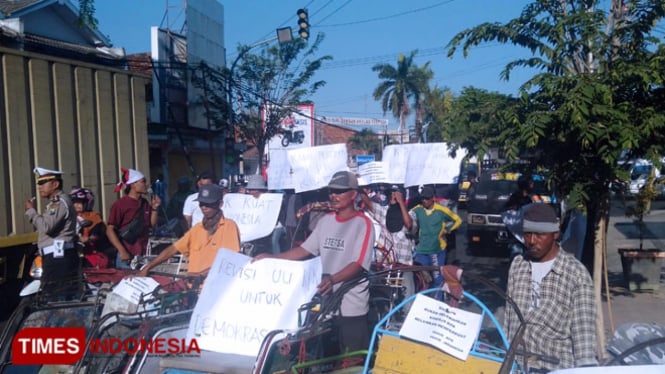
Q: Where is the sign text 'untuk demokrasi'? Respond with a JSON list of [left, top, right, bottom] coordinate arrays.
[[12, 327, 200, 365]]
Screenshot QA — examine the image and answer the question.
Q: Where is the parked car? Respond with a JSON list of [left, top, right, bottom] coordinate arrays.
[[466, 171, 557, 257]]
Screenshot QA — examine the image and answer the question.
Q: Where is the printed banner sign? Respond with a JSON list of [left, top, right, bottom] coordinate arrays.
[[399, 294, 482, 361], [222, 193, 283, 242], [358, 161, 389, 185], [187, 251, 322, 356]]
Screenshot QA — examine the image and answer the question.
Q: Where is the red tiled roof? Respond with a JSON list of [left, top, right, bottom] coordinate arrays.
[[127, 53, 153, 75]]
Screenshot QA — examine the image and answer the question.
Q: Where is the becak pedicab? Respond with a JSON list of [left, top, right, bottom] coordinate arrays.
[[253, 265, 527, 374]]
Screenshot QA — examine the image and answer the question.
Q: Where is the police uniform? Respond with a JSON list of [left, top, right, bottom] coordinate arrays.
[[25, 167, 79, 287]]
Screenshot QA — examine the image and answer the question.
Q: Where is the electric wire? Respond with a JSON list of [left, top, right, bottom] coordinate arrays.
[[315, 0, 353, 25], [318, 0, 457, 28]]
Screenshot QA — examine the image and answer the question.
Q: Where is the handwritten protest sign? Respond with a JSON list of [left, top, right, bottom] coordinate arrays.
[[404, 143, 466, 186], [382, 143, 467, 186], [381, 144, 413, 184], [187, 251, 322, 356], [222, 193, 283, 242], [287, 143, 348, 192], [358, 161, 389, 185], [399, 294, 482, 361], [266, 149, 295, 190]]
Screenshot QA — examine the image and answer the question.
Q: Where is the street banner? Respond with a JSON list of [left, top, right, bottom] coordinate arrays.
[[222, 193, 283, 241], [382, 143, 466, 186], [266, 104, 314, 150], [399, 294, 482, 361], [187, 251, 322, 356], [287, 143, 348, 192], [358, 161, 389, 185], [266, 149, 295, 190]]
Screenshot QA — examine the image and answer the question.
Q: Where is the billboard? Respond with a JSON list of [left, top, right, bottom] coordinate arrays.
[[265, 104, 314, 150]]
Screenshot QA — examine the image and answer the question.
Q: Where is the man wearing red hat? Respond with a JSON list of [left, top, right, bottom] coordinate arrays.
[[107, 168, 161, 268], [25, 167, 79, 289]]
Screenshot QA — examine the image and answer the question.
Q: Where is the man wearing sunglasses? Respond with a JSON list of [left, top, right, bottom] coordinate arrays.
[[138, 184, 241, 277], [255, 170, 375, 356], [25, 167, 79, 290]]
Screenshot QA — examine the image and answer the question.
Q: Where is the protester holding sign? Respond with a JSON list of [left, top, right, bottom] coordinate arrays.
[[138, 184, 241, 277], [255, 171, 375, 355]]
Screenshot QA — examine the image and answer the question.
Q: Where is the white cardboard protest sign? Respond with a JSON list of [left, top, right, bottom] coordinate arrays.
[[382, 143, 467, 186], [358, 161, 389, 185], [404, 143, 466, 186], [266, 149, 295, 190], [187, 251, 322, 356], [222, 193, 283, 242], [287, 143, 348, 192], [399, 294, 482, 361], [381, 144, 413, 184]]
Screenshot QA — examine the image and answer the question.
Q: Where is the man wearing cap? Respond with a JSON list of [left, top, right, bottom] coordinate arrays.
[[255, 171, 375, 355], [182, 171, 215, 228], [25, 167, 79, 287], [404, 185, 462, 287], [107, 168, 160, 268], [503, 203, 597, 372], [138, 184, 240, 277]]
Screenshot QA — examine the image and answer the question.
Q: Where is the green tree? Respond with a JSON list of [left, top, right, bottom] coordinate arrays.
[[431, 87, 516, 157], [193, 35, 332, 173], [347, 128, 383, 159], [372, 51, 433, 143], [448, 0, 665, 351], [234, 35, 332, 172], [420, 86, 454, 143], [78, 0, 98, 29]]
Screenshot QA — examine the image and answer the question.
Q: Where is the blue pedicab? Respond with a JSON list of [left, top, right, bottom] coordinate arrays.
[[253, 266, 529, 374]]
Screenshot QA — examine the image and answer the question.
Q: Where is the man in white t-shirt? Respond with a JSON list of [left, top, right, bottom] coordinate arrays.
[[255, 171, 375, 355], [182, 171, 214, 228]]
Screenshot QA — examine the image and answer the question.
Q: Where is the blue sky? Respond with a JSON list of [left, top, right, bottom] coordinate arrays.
[[94, 0, 551, 127]]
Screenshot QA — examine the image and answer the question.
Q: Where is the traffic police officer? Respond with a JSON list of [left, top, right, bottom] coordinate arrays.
[[25, 167, 79, 291]]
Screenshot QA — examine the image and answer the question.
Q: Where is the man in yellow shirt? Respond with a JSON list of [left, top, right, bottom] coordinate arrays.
[[138, 184, 240, 276]]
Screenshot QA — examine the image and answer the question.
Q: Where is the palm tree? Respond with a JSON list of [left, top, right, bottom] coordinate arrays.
[[372, 50, 433, 143]]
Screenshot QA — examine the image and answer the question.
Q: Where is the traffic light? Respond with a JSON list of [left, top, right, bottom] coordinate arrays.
[[224, 137, 239, 165], [297, 8, 309, 40]]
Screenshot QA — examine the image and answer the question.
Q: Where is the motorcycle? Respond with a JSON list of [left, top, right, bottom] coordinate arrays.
[[281, 124, 305, 147]]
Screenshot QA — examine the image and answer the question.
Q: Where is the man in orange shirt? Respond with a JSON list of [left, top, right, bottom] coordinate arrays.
[[138, 184, 241, 276]]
